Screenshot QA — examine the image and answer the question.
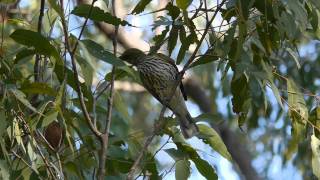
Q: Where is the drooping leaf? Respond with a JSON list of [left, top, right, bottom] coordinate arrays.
[[81, 39, 125, 66], [42, 110, 58, 127], [286, 48, 301, 69], [168, 25, 179, 56], [175, 159, 190, 180], [131, 0, 152, 14], [149, 26, 170, 54], [48, 0, 64, 17], [76, 55, 94, 87], [10, 29, 60, 60], [269, 81, 284, 109], [72, 4, 130, 26], [192, 158, 218, 180], [174, 142, 218, 179], [14, 48, 35, 64], [20, 82, 56, 96], [9, 89, 38, 113], [310, 107, 320, 138], [176, 31, 197, 64], [166, 2, 180, 20], [285, 78, 308, 160], [287, 78, 308, 123], [231, 74, 250, 126], [197, 124, 232, 161]]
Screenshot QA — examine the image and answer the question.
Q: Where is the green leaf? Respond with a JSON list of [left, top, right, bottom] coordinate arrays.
[[72, 4, 130, 26], [176, 0, 193, 10], [190, 54, 219, 68], [173, 142, 218, 179], [192, 158, 218, 180], [10, 29, 60, 60], [168, 25, 179, 56], [48, 0, 64, 17], [0, 110, 7, 136], [175, 159, 190, 180], [269, 81, 284, 109], [131, 0, 152, 14], [113, 92, 130, 121], [176, 31, 196, 64], [10, 89, 38, 113], [14, 48, 35, 64], [310, 107, 320, 138], [287, 78, 308, 123], [81, 39, 125, 66], [197, 124, 232, 161], [311, 135, 320, 179], [20, 82, 56, 96], [76, 55, 94, 87], [165, 148, 188, 161], [149, 26, 170, 54], [166, 2, 180, 20], [286, 48, 301, 69], [0, 160, 10, 180], [42, 110, 58, 127], [285, 78, 308, 160], [55, 80, 66, 108]]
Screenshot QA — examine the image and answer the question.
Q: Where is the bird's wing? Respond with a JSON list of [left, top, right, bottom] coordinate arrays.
[[155, 53, 188, 101], [139, 71, 168, 106]]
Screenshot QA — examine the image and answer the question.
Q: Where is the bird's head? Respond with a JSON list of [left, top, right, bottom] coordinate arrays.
[[119, 48, 146, 66]]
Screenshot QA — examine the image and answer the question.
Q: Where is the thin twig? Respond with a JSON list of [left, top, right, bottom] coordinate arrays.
[[97, 0, 118, 179], [60, 0, 101, 137], [34, 0, 45, 82]]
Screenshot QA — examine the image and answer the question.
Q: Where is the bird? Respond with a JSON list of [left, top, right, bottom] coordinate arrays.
[[119, 48, 199, 138]]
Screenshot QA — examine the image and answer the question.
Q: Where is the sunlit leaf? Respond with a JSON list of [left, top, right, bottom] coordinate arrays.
[[197, 124, 232, 161]]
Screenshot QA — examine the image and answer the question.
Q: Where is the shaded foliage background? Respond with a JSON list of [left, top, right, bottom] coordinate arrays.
[[0, 0, 320, 179]]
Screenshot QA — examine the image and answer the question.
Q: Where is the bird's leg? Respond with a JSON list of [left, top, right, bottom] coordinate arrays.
[[153, 106, 167, 135]]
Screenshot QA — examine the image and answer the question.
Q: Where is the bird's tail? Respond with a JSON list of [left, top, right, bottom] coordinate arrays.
[[178, 112, 199, 139]]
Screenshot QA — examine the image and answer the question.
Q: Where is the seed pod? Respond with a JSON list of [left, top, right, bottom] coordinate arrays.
[[44, 121, 63, 151]]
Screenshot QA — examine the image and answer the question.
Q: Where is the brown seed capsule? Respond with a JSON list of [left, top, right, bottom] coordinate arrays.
[[44, 121, 63, 151]]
